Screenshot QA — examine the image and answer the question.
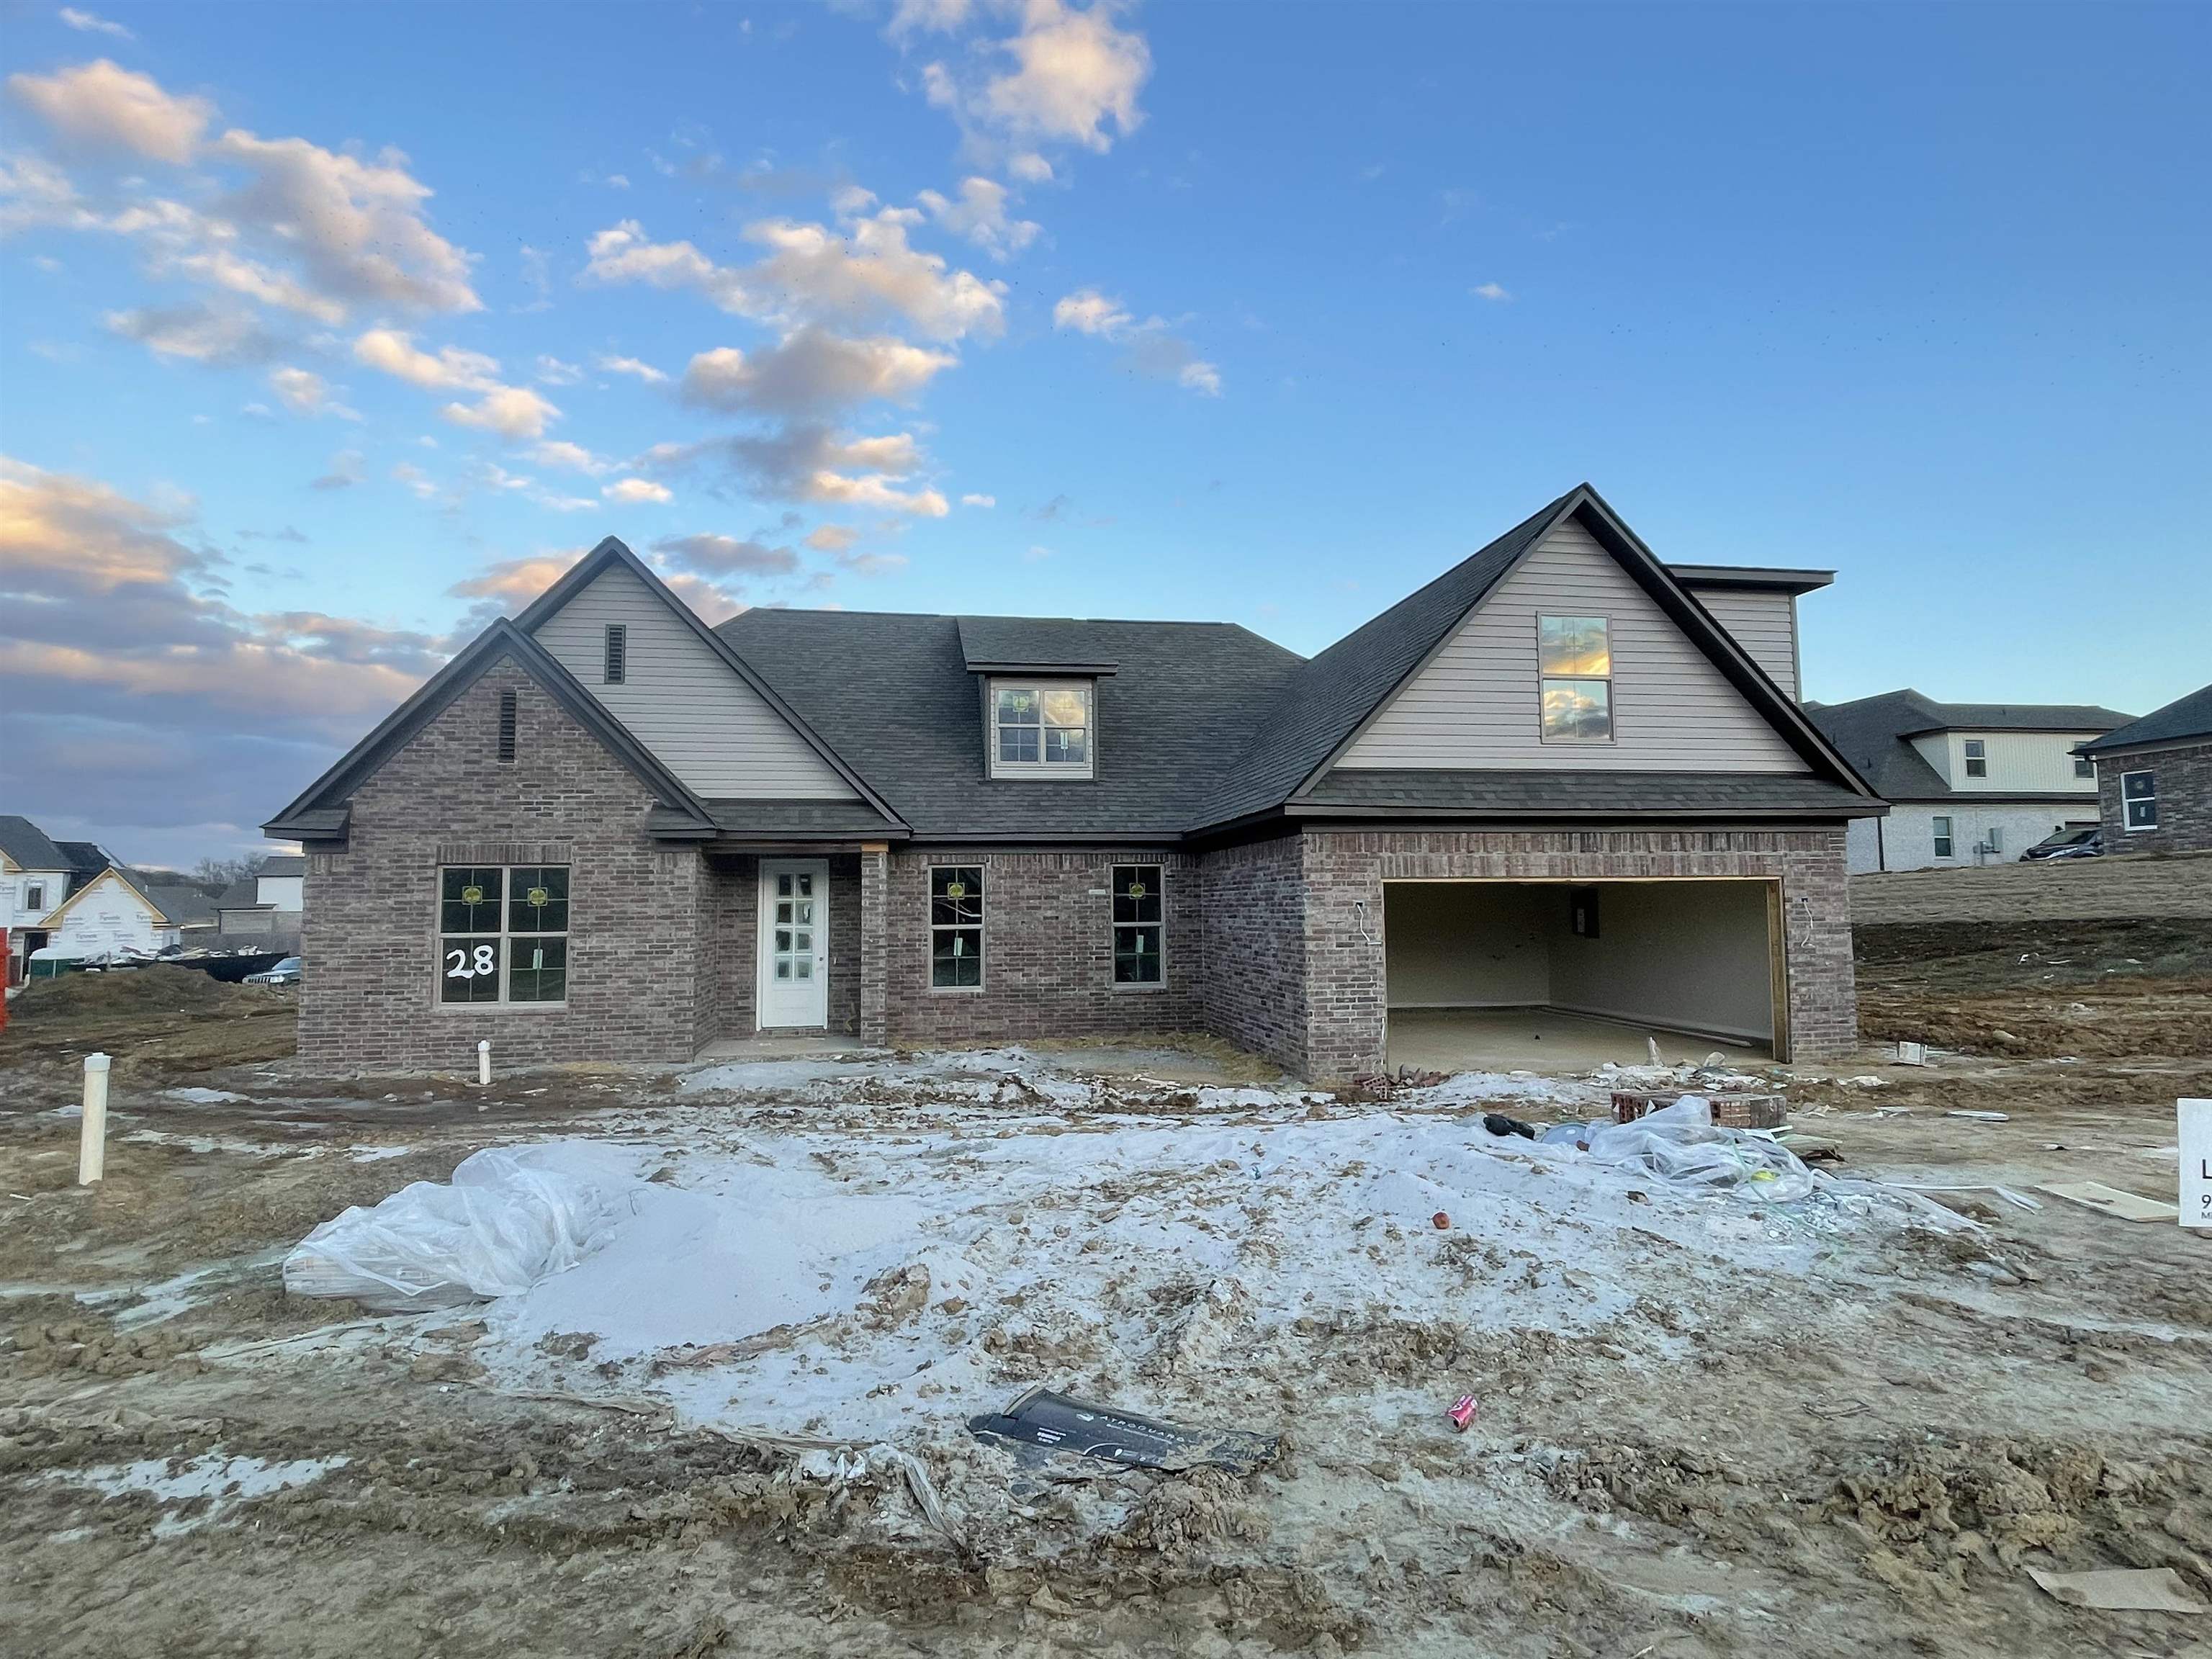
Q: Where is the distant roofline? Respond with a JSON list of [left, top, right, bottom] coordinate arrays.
[[1666, 563, 1835, 595]]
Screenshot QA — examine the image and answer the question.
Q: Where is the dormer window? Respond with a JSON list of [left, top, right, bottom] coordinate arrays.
[[990, 680, 1094, 779]]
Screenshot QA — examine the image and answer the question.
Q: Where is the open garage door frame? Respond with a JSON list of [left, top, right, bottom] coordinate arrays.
[[1381, 876, 1792, 1064]]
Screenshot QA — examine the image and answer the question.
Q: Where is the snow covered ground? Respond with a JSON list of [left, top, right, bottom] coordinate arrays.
[[274, 1055, 1962, 1476]]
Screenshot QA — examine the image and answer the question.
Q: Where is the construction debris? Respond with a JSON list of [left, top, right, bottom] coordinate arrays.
[[2037, 1182, 2182, 1223], [967, 1385, 1279, 1475], [2026, 1566, 2208, 1613]]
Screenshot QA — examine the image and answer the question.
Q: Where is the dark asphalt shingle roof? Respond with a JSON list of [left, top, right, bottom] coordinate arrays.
[[0, 815, 69, 872], [956, 616, 1123, 673], [258, 855, 307, 878], [215, 878, 265, 911], [2080, 683, 2212, 755], [1298, 770, 1878, 817], [114, 868, 220, 927], [716, 610, 1303, 839], [56, 841, 112, 881], [1804, 690, 2132, 801]]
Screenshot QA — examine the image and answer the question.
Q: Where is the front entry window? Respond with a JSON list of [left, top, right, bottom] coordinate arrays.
[[772, 868, 817, 982]]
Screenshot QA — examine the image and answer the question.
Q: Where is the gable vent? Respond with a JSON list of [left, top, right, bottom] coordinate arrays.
[[603, 622, 627, 685], [497, 688, 518, 762]]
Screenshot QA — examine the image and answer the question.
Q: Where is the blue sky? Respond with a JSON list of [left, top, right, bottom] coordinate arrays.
[[3, 1, 2206, 868]]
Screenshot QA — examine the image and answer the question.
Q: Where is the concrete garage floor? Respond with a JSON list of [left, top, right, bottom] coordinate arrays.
[[1386, 1006, 1772, 1072]]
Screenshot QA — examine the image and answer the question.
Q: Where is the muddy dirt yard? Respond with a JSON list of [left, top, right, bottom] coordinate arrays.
[[3, 935, 2208, 1658]]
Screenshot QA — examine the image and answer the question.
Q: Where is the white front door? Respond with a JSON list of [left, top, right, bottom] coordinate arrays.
[[757, 860, 829, 1029]]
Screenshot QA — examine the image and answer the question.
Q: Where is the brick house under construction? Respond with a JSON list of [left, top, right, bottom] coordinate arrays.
[[266, 484, 1884, 1078]]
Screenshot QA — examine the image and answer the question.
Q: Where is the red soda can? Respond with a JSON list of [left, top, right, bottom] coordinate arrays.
[[1447, 1395, 1478, 1431]]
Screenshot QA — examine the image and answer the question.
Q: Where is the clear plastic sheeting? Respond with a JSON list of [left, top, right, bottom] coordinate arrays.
[[1554, 1096, 1819, 1204], [284, 1147, 641, 1310]]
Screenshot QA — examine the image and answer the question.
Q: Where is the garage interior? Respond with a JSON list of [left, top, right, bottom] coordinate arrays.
[[1382, 878, 1785, 1071]]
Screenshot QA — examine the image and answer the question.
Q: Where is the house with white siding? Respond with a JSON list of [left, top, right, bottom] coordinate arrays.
[[267, 484, 1887, 1079], [1, 816, 112, 985], [35, 866, 220, 963], [1806, 691, 2133, 872]]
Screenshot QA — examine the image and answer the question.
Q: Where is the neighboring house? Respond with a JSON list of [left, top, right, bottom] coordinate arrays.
[[36, 866, 220, 962], [1806, 691, 2132, 873], [216, 854, 307, 941], [267, 485, 1884, 1079], [0, 817, 112, 985], [2078, 682, 2212, 855]]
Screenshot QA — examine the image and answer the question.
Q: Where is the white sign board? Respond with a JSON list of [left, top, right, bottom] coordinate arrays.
[[2182, 1099, 2212, 1230]]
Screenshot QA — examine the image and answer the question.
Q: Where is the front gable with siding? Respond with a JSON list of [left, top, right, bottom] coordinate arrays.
[[527, 556, 860, 802], [1334, 516, 1812, 775]]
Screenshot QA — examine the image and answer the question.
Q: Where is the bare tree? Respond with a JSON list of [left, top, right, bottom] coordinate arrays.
[[192, 854, 265, 889]]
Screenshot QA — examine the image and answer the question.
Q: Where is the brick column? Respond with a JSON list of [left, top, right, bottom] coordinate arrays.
[[858, 843, 889, 1048]]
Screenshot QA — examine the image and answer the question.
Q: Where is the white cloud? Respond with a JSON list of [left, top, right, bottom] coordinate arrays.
[[1053, 287, 1133, 336], [102, 301, 280, 367], [679, 328, 956, 416], [441, 385, 560, 440], [352, 328, 500, 391], [595, 353, 666, 382], [449, 552, 584, 610], [1053, 285, 1220, 395], [532, 493, 599, 513], [1007, 151, 1054, 184], [653, 532, 797, 576], [649, 424, 949, 519], [207, 128, 480, 315], [8, 63, 480, 322], [268, 364, 357, 419], [583, 203, 1006, 342], [60, 8, 135, 40], [603, 477, 672, 505], [6, 58, 212, 163], [535, 354, 582, 385], [804, 523, 860, 553], [960, 492, 996, 508], [529, 440, 610, 476], [0, 151, 99, 233], [908, 0, 1151, 160], [917, 175, 1040, 260], [1473, 282, 1511, 302], [388, 460, 439, 499]]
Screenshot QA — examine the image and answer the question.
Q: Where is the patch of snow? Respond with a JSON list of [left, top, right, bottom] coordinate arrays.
[[349, 1145, 415, 1163], [48, 1452, 349, 1535], [165, 1087, 246, 1104]]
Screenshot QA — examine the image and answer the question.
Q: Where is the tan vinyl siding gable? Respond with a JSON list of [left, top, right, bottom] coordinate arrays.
[[531, 562, 857, 799], [1688, 587, 1799, 698], [1908, 729, 2105, 793], [1338, 520, 1809, 773]]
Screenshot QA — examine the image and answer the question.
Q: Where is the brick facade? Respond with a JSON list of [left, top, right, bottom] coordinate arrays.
[[1194, 833, 1307, 1069], [878, 847, 1202, 1048], [300, 662, 1860, 1075], [2098, 742, 2212, 855], [300, 659, 714, 1071]]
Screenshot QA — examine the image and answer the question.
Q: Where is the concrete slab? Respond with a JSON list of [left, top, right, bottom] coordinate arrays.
[[1386, 1007, 1771, 1073], [691, 1033, 876, 1064]]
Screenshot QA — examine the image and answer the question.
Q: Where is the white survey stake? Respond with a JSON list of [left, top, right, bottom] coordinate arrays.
[[2181, 1100, 2211, 1230]]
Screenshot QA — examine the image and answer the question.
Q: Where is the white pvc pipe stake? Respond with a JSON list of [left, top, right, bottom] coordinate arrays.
[[78, 1052, 111, 1184], [477, 1039, 492, 1088]]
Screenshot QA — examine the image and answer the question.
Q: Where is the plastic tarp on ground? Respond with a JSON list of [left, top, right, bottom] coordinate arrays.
[[284, 1147, 641, 1310], [1543, 1096, 1818, 1202]]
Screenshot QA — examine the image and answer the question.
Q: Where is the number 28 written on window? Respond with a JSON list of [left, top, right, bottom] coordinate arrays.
[[446, 943, 498, 979]]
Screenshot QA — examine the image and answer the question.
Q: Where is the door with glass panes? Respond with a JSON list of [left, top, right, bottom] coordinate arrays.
[[756, 859, 829, 1028]]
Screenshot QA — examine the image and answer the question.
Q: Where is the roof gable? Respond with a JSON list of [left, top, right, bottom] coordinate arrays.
[[38, 865, 163, 930], [1335, 516, 1809, 775], [265, 619, 716, 840], [1198, 485, 1874, 829], [515, 539, 902, 823]]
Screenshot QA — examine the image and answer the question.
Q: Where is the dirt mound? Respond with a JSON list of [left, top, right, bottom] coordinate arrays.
[[1830, 1437, 2211, 1595], [9, 963, 256, 1022]]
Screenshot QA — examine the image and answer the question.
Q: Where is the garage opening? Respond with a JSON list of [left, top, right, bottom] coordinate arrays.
[[1382, 879, 1786, 1071]]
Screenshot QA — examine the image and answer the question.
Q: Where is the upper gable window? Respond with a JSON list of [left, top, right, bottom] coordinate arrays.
[[1963, 738, 1987, 777], [1537, 615, 1612, 742], [990, 680, 1094, 779]]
